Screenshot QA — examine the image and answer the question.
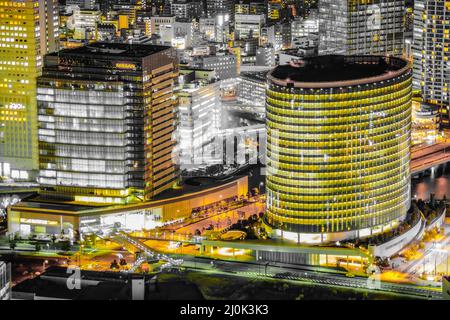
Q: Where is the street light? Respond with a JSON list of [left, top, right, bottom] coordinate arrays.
[[259, 182, 264, 195], [431, 246, 449, 276], [43, 260, 49, 272]]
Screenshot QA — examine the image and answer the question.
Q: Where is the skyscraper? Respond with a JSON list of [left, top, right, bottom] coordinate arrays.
[[178, 68, 219, 169], [318, 0, 404, 56], [0, 0, 59, 181], [37, 43, 179, 203], [413, 0, 450, 126], [264, 55, 412, 244]]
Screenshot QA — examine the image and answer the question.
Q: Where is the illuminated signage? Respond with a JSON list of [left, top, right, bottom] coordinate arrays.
[[115, 63, 137, 70], [20, 218, 58, 225]]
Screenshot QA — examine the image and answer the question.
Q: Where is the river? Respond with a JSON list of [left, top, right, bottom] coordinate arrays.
[[411, 164, 450, 201]]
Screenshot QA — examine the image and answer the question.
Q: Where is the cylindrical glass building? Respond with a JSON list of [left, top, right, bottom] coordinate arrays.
[[264, 55, 412, 244]]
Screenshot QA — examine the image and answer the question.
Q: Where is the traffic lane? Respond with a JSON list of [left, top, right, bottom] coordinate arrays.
[[182, 256, 441, 299]]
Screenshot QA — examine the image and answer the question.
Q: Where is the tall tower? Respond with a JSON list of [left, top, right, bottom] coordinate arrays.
[[413, 0, 450, 127], [0, 0, 59, 181], [318, 0, 404, 56], [37, 43, 179, 203], [264, 55, 412, 244]]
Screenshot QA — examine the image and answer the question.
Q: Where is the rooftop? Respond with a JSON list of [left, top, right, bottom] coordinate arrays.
[[12, 266, 203, 300], [11, 200, 104, 213], [48, 42, 171, 59], [10, 168, 251, 217], [269, 55, 410, 88], [241, 71, 269, 82]]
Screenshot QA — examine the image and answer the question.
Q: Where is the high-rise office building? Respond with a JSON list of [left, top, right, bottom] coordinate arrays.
[[234, 0, 266, 16], [234, 14, 265, 40], [178, 68, 219, 169], [0, 0, 59, 181], [206, 0, 233, 19], [0, 261, 11, 300], [264, 55, 412, 244], [264, 22, 292, 50], [37, 43, 179, 203], [66, 0, 97, 10], [268, 0, 285, 22], [318, 0, 404, 56], [237, 71, 267, 111], [413, 0, 450, 126], [171, 0, 203, 19]]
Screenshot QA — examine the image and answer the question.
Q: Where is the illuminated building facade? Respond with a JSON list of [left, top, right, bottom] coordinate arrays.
[[178, 69, 219, 169], [318, 0, 404, 56], [199, 15, 230, 43], [37, 43, 179, 203], [171, 0, 203, 20], [67, 8, 101, 40], [234, 0, 266, 15], [66, 0, 97, 10], [0, 0, 59, 181], [150, 16, 176, 37], [234, 14, 265, 40], [206, 0, 233, 19], [413, 0, 450, 127], [264, 55, 412, 244], [237, 71, 267, 112], [263, 22, 292, 50], [8, 176, 248, 238], [268, 0, 284, 22], [191, 52, 238, 80], [291, 11, 319, 40]]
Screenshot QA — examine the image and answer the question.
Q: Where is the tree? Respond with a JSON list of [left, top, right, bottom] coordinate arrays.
[[61, 242, 71, 252], [110, 259, 119, 269], [296, 293, 305, 300]]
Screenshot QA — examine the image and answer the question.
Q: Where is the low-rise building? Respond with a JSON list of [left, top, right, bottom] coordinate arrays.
[[8, 176, 248, 240], [191, 52, 238, 80]]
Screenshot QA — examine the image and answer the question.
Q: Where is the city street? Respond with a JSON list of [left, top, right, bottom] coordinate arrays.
[[179, 256, 443, 300]]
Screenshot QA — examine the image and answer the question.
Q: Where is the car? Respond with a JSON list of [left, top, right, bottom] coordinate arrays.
[[55, 237, 70, 243], [36, 234, 52, 242], [345, 273, 355, 278]]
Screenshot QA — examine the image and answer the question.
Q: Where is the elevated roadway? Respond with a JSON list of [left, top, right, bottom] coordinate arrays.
[[411, 143, 450, 174]]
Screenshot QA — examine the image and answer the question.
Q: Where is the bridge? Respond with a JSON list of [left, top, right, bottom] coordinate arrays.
[[112, 231, 183, 273], [411, 142, 450, 174]]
